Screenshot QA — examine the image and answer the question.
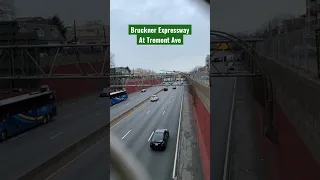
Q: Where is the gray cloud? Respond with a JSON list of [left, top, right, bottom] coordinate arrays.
[[111, 0, 209, 72]]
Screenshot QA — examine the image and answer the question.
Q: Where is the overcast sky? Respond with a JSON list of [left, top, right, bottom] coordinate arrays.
[[211, 0, 305, 33], [111, 0, 210, 72], [14, 0, 109, 26]]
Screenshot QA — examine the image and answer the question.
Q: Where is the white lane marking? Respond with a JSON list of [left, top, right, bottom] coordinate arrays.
[[96, 112, 100, 116], [122, 130, 131, 140], [169, 101, 171, 104], [11, 133, 27, 140], [111, 102, 146, 129], [45, 136, 108, 180], [172, 88, 184, 179], [50, 132, 63, 139], [148, 131, 154, 142], [162, 111, 165, 115], [64, 114, 72, 118], [146, 110, 150, 114], [222, 78, 237, 180], [157, 101, 159, 104]]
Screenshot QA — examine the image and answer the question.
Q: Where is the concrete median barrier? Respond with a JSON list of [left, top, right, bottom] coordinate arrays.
[[16, 88, 163, 180]]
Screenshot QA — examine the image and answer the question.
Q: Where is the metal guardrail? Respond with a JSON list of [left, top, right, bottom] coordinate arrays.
[[256, 28, 320, 76]]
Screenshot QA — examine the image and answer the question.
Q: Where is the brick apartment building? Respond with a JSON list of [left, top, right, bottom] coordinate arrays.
[[67, 20, 109, 44], [0, 17, 65, 45]]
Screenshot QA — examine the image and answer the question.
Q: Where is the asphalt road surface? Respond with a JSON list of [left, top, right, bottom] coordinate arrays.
[[48, 85, 185, 180], [0, 86, 160, 180], [111, 86, 163, 120], [210, 62, 236, 180]]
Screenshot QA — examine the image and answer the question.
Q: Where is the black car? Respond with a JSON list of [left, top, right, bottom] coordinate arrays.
[[164, 87, 168, 91], [150, 129, 169, 150], [172, 86, 176, 89], [100, 88, 109, 97]]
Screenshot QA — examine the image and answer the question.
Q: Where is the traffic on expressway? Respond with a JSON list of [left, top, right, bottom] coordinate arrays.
[[0, 82, 184, 180], [110, 83, 184, 180]]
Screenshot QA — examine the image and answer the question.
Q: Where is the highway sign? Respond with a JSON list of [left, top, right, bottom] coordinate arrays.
[[216, 43, 228, 50]]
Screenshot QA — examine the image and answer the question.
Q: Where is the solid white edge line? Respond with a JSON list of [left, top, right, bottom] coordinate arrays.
[[148, 131, 154, 142], [172, 88, 184, 179], [222, 78, 237, 180], [45, 136, 108, 180]]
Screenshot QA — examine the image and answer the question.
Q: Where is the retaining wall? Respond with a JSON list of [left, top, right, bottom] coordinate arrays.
[[40, 62, 108, 102], [249, 55, 320, 180], [124, 79, 162, 94], [188, 80, 210, 180]]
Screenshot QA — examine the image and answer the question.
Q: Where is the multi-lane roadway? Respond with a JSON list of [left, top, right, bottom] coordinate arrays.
[[48, 85, 185, 180], [0, 86, 164, 180]]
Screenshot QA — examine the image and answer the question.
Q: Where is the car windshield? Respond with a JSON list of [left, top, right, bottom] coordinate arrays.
[[103, 88, 108, 92], [151, 132, 163, 142], [151, 95, 156, 97]]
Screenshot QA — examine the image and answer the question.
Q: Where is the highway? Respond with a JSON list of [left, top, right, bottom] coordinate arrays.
[[210, 62, 236, 180], [0, 86, 162, 180], [111, 86, 163, 120], [47, 84, 185, 180]]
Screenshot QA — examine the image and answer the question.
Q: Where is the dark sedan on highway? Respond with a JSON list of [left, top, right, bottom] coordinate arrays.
[[163, 87, 168, 91], [100, 88, 109, 97], [150, 129, 169, 151]]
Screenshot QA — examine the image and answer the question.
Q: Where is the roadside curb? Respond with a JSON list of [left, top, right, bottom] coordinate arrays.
[[16, 87, 163, 180]]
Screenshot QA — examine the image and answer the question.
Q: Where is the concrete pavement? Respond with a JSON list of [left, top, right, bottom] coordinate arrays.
[[46, 84, 185, 180], [176, 89, 203, 180], [0, 86, 160, 180], [210, 61, 236, 180], [228, 77, 267, 180]]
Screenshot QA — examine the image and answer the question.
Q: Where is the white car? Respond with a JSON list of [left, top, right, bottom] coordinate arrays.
[[150, 95, 159, 102], [141, 89, 146, 92]]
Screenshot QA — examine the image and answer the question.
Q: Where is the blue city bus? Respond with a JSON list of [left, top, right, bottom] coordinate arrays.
[[0, 91, 57, 141], [110, 90, 128, 106]]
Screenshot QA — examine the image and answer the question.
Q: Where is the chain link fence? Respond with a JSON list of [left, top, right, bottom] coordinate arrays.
[[255, 28, 319, 75], [190, 69, 209, 86]]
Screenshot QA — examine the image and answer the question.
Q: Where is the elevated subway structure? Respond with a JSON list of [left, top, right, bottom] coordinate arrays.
[[210, 30, 276, 180]]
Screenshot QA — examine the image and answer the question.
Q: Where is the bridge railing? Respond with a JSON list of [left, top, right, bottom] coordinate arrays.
[[255, 28, 319, 75]]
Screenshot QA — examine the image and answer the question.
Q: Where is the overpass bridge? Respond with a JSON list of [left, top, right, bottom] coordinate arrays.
[[0, 43, 208, 180], [211, 30, 320, 180]]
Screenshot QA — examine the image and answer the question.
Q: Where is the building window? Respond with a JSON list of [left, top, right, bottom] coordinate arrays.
[[37, 28, 44, 37], [19, 26, 27, 33], [51, 29, 57, 37]]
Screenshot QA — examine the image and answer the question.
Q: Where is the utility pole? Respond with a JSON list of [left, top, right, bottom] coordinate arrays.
[[103, 25, 107, 43], [73, 20, 77, 43]]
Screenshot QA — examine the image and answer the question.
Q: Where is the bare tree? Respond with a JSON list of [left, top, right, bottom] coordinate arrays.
[[132, 68, 156, 75], [0, 0, 14, 21], [110, 53, 115, 68], [253, 13, 297, 38]]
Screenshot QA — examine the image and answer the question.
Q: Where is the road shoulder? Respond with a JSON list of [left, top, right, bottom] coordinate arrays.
[[176, 88, 203, 180]]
